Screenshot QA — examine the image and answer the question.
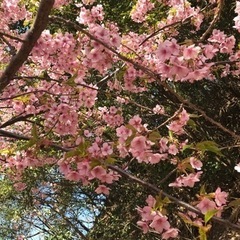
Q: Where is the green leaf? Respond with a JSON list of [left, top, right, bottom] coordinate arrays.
[[18, 138, 37, 151], [162, 197, 171, 205], [14, 95, 30, 103], [182, 144, 194, 151], [187, 119, 197, 130], [90, 159, 101, 168], [200, 184, 207, 195], [65, 149, 79, 158], [65, 141, 89, 158], [65, 73, 78, 87], [204, 209, 218, 224], [148, 131, 161, 142], [196, 141, 223, 156], [189, 114, 200, 118], [105, 157, 116, 165]]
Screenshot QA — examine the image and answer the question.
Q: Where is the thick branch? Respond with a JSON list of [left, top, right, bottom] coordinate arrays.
[[109, 165, 240, 232], [0, 0, 55, 92]]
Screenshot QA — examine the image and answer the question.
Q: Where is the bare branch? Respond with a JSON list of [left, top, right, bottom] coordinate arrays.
[[0, 31, 25, 42]]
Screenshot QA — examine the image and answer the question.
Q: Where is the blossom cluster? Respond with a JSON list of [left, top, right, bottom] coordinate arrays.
[[137, 195, 179, 239], [130, 0, 155, 23], [180, 187, 228, 227]]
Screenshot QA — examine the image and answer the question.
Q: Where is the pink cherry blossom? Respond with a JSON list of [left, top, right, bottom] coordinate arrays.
[[156, 41, 173, 62], [190, 157, 203, 170], [101, 142, 113, 156], [149, 215, 170, 233], [14, 182, 27, 191], [130, 136, 147, 151], [196, 198, 216, 214], [214, 187, 228, 207], [183, 44, 201, 60], [95, 185, 110, 195], [137, 221, 149, 234], [159, 137, 169, 153], [137, 206, 155, 221], [91, 166, 107, 179], [168, 144, 179, 155], [146, 195, 156, 208], [162, 228, 179, 239]]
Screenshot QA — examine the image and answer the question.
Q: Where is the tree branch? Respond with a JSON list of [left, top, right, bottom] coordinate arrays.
[[0, 129, 70, 152], [0, 0, 55, 92], [109, 165, 240, 232], [199, 0, 224, 42]]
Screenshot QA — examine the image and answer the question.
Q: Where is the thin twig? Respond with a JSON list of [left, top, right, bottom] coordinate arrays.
[[153, 104, 183, 131], [140, 16, 192, 46], [199, 0, 224, 42], [0, 31, 25, 42]]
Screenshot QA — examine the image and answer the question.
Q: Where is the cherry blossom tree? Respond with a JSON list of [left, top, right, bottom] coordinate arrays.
[[0, 0, 240, 239]]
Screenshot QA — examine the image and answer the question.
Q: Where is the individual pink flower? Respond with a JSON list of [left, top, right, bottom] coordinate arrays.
[[148, 153, 166, 164], [172, 64, 189, 79], [167, 121, 184, 134], [14, 182, 27, 191], [156, 41, 173, 62], [129, 115, 142, 130], [169, 172, 202, 188], [58, 162, 70, 175], [168, 144, 179, 155], [183, 44, 201, 60], [99, 173, 114, 184], [130, 136, 147, 151], [159, 137, 169, 153], [116, 125, 132, 140], [66, 171, 81, 181], [137, 221, 149, 234], [95, 185, 110, 195], [162, 228, 179, 239], [91, 166, 107, 179], [137, 206, 155, 221], [179, 108, 189, 125], [196, 198, 216, 214], [190, 157, 203, 170], [149, 215, 170, 233], [204, 44, 218, 59], [146, 195, 156, 208], [214, 187, 228, 207], [101, 142, 113, 156], [183, 172, 202, 187]]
